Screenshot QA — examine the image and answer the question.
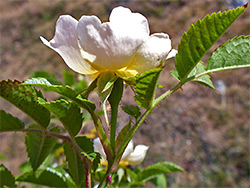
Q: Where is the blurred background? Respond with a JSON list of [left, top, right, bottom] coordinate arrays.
[[0, 0, 249, 187]]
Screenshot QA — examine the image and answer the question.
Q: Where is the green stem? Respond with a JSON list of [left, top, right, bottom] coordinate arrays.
[[110, 103, 118, 152], [116, 81, 184, 159], [108, 78, 124, 153]]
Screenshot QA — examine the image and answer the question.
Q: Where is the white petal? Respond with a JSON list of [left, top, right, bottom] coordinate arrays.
[[166, 49, 177, 60], [126, 145, 149, 166], [40, 15, 97, 75], [93, 138, 106, 160], [127, 33, 172, 74], [121, 140, 134, 161], [77, 6, 149, 70]]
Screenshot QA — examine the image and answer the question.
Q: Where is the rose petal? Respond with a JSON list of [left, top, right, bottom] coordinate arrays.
[[77, 6, 149, 70], [93, 138, 106, 160], [40, 15, 97, 75], [121, 140, 134, 161], [127, 33, 172, 74], [126, 145, 149, 166], [166, 49, 177, 60]]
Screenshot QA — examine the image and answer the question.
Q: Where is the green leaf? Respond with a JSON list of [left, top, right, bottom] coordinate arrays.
[[16, 167, 69, 187], [188, 61, 214, 89], [137, 161, 185, 181], [121, 105, 141, 120], [129, 181, 146, 188], [81, 77, 98, 98], [175, 5, 247, 79], [207, 35, 250, 72], [25, 124, 59, 171], [92, 153, 101, 172], [115, 120, 131, 154], [0, 164, 16, 188], [135, 68, 163, 108], [81, 152, 97, 162], [149, 174, 167, 188], [23, 78, 77, 98], [29, 71, 63, 85], [74, 79, 88, 93], [0, 80, 50, 128], [97, 72, 116, 103], [170, 70, 180, 80], [108, 78, 124, 151], [75, 136, 94, 153], [63, 70, 75, 86], [39, 98, 83, 137], [63, 141, 85, 187], [29, 70, 57, 80], [103, 76, 118, 92], [23, 78, 96, 112], [75, 95, 96, 112], [0, 110, 24, 132]]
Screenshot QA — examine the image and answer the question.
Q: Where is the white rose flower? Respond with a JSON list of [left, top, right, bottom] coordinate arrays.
[[93, 138, 149, 166], [40, 6, 176, 78]]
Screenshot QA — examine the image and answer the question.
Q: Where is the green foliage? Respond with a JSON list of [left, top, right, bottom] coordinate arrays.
[[63, 141, 85, 187], [108, 78, 124, 107], [63, 70, 75, 86], [129, 181, 146, 187], [207, 35, 250, 72], [121, 105, 141, 120], [75, 136, 94, 153], [29, 70, 57, 80], [175, 6, 247, 79], [135, 68, 163, 108], [0, 80, 50, 128], [188, 61, 214, 89], [0, 110, 24, 132], [16, 167, 71, 187], [81, 77, 98, 98], [23, 78, 77, 99], [149, 174, 167, 188], [0, 164, 16, 188], [97, 72, 116, 103], [39, 98, 83, 137], [137, 161, 185, 181], [25, 124, 60, 171], [23, 78, 96, 112], [108, 78, 124, 151], [29, 71, 63, 85], [115, 120, 131, 154]]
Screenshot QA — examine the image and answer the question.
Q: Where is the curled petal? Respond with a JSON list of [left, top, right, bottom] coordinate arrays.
[[166, 49, 177, 60], [77, 6, 149, 70], [126, 145, 149, 166], [121, 140, 134, 161], [127, 33, 172, 74], [40, 15, 97, 75], [93, 138, 106, 160]]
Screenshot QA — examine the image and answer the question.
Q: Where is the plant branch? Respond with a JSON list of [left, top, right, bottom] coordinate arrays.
[[2, 128, 92, 188]]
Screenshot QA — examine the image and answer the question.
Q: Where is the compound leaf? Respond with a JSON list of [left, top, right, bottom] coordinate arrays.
[[0, 80, 50, 128], [175, 5, 247, 79]]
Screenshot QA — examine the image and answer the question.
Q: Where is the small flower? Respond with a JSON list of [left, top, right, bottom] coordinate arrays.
[[93, 138, 149, 167], [41, 6, 176, 79]]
